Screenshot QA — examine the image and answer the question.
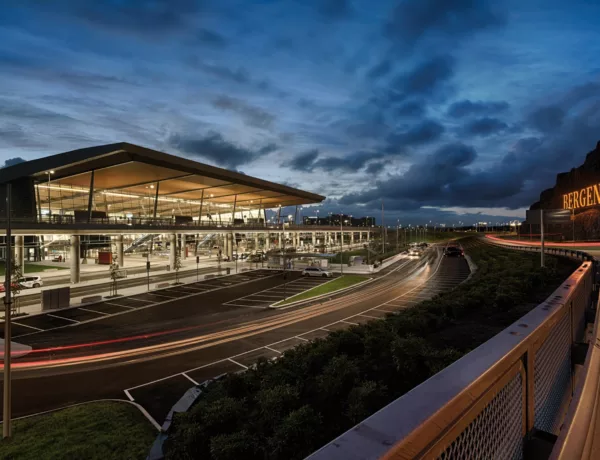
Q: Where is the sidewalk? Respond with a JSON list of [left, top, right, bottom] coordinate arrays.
[[328, 252, 409, 274]]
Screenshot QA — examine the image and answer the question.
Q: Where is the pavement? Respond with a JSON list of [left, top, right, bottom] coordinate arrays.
[[0, 244, 471, 425]]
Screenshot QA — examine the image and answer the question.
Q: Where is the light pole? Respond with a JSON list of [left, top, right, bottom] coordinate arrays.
[[4, 183, 13, 438], [340, 216, 344, 276], [46, 170, 54, 220]]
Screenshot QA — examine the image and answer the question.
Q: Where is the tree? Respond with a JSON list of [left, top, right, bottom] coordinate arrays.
[[109, 254, 120, 296], [174, 249, 182, 284]]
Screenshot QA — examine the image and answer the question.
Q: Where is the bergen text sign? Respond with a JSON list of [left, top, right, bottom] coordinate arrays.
[[563, 184, 600, 210]]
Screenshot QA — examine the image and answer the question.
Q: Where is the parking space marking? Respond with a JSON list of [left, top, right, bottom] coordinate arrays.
[[78, 307, 110, 316], [104, 302, 136, 310], [12, 321, 44, 331], [341, 320, 359, 326], [182, 373, 200, 385], [264, 346, 282, 355], [46, 313, 79, 324], [125, 297, 154, 303], [295, 336, 309, 342], [228, 358, 248, 369], [357, 314, 381, 320]]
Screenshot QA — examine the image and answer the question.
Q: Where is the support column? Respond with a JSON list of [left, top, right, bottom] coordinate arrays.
[[312, 232, 316, 246], [15, 235, 25, 270], [116, 234, 124, 267], [70, 235, 80, 284], [182, 234, 187, 260], [266, 231, 270, 250], [255, 234, 259, 250], [350, 231, 354, 246], [279, 232, 283, 249], [169, 233, 176, 270], [228, 233, 234, 259]]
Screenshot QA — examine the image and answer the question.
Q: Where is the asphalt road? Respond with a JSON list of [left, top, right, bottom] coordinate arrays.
[[0, 246, 470, 424]]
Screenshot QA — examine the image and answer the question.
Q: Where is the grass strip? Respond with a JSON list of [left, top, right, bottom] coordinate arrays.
[[275, 275, 368, 306], [0, 401, 156, 460]]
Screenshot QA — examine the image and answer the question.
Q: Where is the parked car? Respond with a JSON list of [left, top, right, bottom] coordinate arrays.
[[18, 276, 43, 288], [301, 267, 333, 278], [444, 246, 464, 257]]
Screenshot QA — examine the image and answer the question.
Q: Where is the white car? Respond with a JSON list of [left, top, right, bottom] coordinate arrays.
[[18, 276, 43, 288], [302, 267, 333, 278]]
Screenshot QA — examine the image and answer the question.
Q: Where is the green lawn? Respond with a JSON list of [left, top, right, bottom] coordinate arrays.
[[275, 275, 368, 306], [0, 401, 157, 460], [0, 263, 68, 277]]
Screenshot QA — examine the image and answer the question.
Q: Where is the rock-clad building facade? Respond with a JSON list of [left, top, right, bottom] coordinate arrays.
[[524, 141, 600, 241]]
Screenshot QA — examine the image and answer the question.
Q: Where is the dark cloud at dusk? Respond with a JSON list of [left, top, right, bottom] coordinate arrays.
[[1, 0, 600, 224]]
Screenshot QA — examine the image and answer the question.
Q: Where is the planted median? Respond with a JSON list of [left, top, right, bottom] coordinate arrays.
[[274, 275, 369, 306], [164, 240, 579, 460]]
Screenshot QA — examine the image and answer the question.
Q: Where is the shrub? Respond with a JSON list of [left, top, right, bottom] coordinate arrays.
[[165, 240, 579, 459]]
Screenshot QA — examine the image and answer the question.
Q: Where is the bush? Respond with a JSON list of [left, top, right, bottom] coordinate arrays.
[[165, 239, 579, 459]]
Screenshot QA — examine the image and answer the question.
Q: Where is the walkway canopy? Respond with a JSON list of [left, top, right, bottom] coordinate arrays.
[[0, 142, 324, 223]]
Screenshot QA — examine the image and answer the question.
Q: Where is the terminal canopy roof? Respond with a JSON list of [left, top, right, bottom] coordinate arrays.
[[0, 142, 324, 218]]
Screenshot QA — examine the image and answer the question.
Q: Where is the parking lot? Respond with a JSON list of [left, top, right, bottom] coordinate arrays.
[[124, 256, 471, 426], [222, 274, 337, 308], [1, 269, 283, 340]]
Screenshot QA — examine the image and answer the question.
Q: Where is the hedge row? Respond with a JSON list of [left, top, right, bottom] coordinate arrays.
[[165, 241, 579, 460]]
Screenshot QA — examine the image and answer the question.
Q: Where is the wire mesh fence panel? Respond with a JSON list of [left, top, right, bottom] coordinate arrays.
[[438, 371, 524, 460], [534, 310, 572, 434]]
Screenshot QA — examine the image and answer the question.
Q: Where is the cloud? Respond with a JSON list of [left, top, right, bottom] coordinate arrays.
[[318, 0, 353, 19], [41, 0, 201, 37], [384, 0, 505, 47], [365, 161, 386, 175], [395, 100, 426, 118], [168, 131, 273, 169], [463, 117, 508, 137], [212, 95, 275, 129], [389, 55, 455, 101], [527, 105, 566, 133], [287, 150, 385, 173], [195, 62, 251, 85], [2, 157, 26, 167], [289, 149, 320, 172], [196, 28, 228, 48], [386, 119, 445, 148], [447, 100, 510, 118], [367, 60, 392, 80]]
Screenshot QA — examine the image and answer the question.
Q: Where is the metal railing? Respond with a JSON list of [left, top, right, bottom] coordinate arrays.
[[308, 244, 596, 460]]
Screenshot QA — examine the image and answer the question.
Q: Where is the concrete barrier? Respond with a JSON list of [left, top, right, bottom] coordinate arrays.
[[81, 295, 103, 304], [155, 282, 170, 289]]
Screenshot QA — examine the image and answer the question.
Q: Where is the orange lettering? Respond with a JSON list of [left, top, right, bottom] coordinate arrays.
[[587, 186, 593, 206], [574, 191, 580, 209], [569, 193, 574, 209], [581, 188, 588, 207], [563, 194, 569, 209], [594, 184, 600, 205]]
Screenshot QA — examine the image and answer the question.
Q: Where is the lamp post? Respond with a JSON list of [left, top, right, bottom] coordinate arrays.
[[3, 183, 13, 438], [46, 170, 54, 219], [340, 216, 344, 276]]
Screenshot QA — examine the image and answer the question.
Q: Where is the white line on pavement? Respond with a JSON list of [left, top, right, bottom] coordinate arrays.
[[47, 313, 79, 323]]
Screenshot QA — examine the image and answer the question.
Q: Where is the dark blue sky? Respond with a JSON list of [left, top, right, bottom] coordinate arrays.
[[1, 0, 600, 225]]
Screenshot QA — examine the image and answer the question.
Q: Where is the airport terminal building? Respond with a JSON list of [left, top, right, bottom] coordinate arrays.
[[0, 143, 373, 282], [524, 141, 600, 241]]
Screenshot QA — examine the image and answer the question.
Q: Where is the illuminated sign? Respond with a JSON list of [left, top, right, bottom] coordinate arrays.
[[563, 184, 600, 210]]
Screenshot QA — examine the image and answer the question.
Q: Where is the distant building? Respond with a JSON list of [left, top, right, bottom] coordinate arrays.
[[302, 214, 375, 226]]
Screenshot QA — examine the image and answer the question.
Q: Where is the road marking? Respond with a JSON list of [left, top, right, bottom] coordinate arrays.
[[47, 313, 79, 323], [104, 302, 136, 310], [358, 314, 380, 320], [78, 307, 110, 316], [341, 320, 359, 326], [182, 373, 199, 385], [228, 358, 248, 369], [264, 346, 282, 354], [320, 327, 331, 332], [125, 297, 154, 303], [295, 336, 309, 342], [12, 321, 44, 331]]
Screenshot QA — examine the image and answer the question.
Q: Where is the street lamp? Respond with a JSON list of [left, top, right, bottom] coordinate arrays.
[[46, 170, 54, 219], [340, 215, 344, 276]]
